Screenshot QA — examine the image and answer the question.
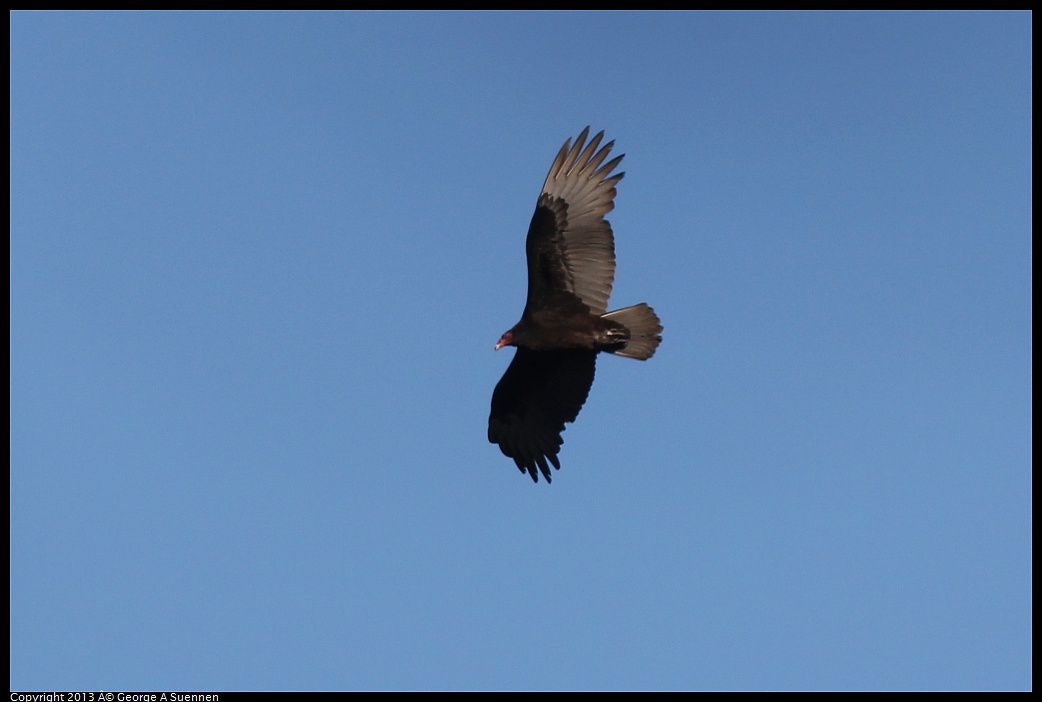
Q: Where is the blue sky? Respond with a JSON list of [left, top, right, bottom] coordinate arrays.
[[10, 11, 1031, 691]]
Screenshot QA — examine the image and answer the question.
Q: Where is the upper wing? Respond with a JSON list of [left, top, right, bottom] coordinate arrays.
[[488, 347, 598, 483], [523, 128, 624, 317]]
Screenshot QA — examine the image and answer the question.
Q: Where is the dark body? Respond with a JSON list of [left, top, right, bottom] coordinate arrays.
[[488, 128, 663, 483]]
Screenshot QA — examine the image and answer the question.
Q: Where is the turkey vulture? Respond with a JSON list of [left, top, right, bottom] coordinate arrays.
[[488, 128, 663, 483]]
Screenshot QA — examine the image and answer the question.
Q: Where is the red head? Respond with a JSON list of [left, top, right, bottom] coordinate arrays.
[[495, 329, 515, 351]]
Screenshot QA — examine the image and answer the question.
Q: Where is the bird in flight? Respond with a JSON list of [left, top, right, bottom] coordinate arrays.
[[488, 127, 663, 483]]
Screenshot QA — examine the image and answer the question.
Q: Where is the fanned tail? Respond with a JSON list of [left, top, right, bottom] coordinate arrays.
[[601, 303, 663, 360]]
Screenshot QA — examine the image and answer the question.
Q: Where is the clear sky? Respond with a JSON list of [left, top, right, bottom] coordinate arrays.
[[10, 11, 1031, 691]]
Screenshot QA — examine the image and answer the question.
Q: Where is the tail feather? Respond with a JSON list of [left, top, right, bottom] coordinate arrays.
[[601, 303, 663, 360]]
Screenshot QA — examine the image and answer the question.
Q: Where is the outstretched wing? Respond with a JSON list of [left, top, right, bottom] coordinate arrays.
[[523, 127, 624, 317], [488, 347, 598, 483]]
